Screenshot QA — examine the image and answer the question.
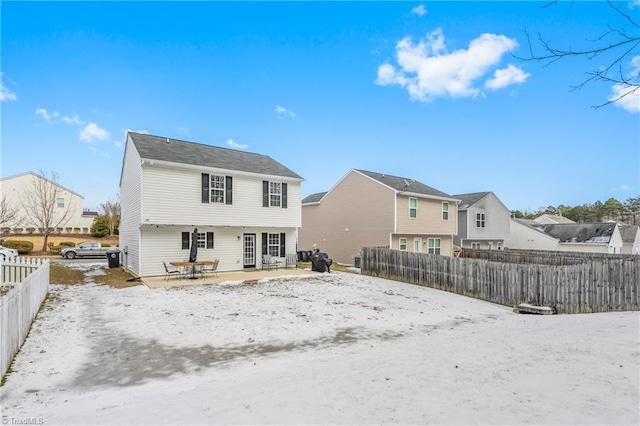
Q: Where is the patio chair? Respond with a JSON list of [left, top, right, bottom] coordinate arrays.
[[163, 261, 182, 281], [262, 254, 279, 271], [201, 260, 219, 278], [285, 253, 297, 269]]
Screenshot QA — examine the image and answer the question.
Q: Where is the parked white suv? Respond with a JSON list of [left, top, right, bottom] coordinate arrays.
[[0, 245, 18, 261]]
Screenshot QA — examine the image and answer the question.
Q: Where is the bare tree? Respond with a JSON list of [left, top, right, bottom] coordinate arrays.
[[516, 0, 639, 108], [0, 194, 22, 237], [20, 169, 75, 251], [98, 194, 121, 236]]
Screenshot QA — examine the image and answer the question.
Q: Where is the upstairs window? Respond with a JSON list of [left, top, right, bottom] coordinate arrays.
[[476, 212, 486, 228], [409, 198, 417, 218], [201, 173, 233, 204], [270, 182, 281, 207], [442, 202, 449, 221], [210, 175, 225, 203], [263, 181, 288, 208], [57, 198, 65, 208]]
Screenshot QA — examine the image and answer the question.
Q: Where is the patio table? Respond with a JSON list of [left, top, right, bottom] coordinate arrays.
[[170, 261, 217, 280]]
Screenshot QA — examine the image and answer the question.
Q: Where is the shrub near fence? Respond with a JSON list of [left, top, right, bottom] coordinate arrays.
[[1, 258, 50, 379], [361, 247, 639, 314]]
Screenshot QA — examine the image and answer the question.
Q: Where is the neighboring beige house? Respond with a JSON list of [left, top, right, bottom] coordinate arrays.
[[0, 171, 95, 234], [453, 191, 511, 249], [299, 169, 459, 265], [507, 220, 624, 254], [619, 224, 640, 254], [119, 132, 303, 277], [533, 214, 575, 225]]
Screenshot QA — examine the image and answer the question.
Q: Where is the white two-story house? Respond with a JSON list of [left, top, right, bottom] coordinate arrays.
[[119, 132, 304, 277]]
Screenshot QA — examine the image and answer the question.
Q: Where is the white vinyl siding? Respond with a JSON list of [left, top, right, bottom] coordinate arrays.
[[119, 138, 144, 276], [142, 166, 301, 228]]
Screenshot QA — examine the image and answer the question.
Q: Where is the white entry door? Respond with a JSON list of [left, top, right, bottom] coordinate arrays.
[[243, 234, 256, 268], [413, 238, 422, 253]]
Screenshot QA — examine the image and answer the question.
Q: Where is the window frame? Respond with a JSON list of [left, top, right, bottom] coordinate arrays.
[[428, 238, 441, 255], [471, 242, 481, 249], [57, 197, 65, 208], [210, 175, 225, 204], [267, 233, 281, 257], [399, 238, 407, 251], [409, 197, 417, 219], [270, 182, 282, 207], [476, 211, 486, 228], [442, 202, 449, 221]]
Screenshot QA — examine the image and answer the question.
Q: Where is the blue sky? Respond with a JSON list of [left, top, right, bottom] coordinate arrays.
[[2, 1, 639, 212]]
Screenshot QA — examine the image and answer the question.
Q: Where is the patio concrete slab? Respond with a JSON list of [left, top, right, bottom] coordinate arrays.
[[142, 267, 320, 288]]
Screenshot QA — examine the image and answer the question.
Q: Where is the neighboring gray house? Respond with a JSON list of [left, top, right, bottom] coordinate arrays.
[[619, 224, 640, 254], [119, 132, 304, 277], [453, 191, 511, 249], [507, 220, 624, 254]]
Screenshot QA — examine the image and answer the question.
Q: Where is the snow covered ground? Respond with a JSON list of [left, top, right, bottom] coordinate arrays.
[[1, 262, 638, 425]]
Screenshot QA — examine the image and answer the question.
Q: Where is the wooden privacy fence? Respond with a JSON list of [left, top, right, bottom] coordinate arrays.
[[361, 247, 639, 314], [1, 258, 50, 379]]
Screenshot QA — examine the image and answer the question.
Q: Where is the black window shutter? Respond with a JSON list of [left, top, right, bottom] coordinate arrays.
[[282, 183, 288, 209], [182, 232, 190, 249], [280, 233, 286, 257], [261, 233, 268, 255], [207, 232, 214, 249], [201, 173, 209, 203], [262, 181, 269, 207], [225, 176, 233, 205]]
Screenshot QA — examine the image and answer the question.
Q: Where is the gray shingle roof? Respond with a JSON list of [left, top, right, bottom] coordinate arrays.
[[452, 192, 490, 210], [356, 169, 453, 199], [128, 132, 303, 179], [619, 224, 639, 243], [302, 192, 327, 204], [541, 223, 617, 244]]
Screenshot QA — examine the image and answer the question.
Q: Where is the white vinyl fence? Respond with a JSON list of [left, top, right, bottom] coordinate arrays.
[[1, 257, 50, 379]]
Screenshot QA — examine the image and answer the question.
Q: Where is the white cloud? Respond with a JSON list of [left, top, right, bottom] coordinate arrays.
[[376, 28, 522, 101], [630, 0, 640, 9], [275, 105, 296, 118], [35, 108, 59, 123], [485, 64, 530, 90], [615, 184, 635, 191], [0, 75, 17, 101], [607, 55, 640, 113], [411, 4, 427, 16], [80, 122, 110, 142], [226, 138, 248, 150], [61, 114, 84, 125]]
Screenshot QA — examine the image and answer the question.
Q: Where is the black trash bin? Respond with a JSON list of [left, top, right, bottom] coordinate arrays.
[[354, 256, 361, 268], [106, 249, 121, 268]]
